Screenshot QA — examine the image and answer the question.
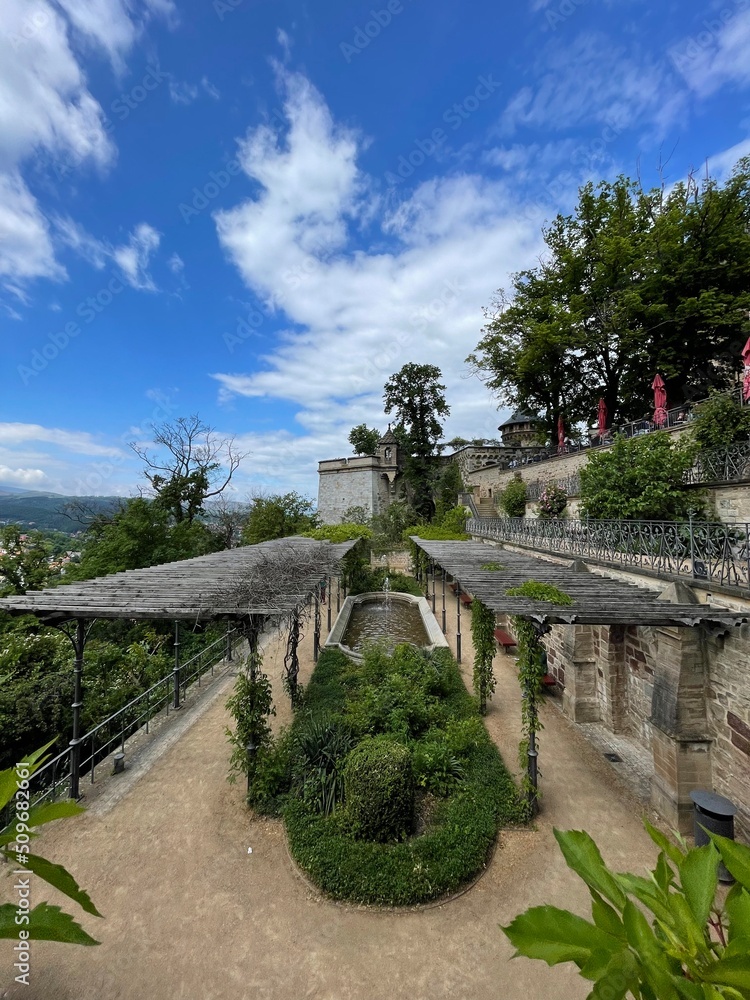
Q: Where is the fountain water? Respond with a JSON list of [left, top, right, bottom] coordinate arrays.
[[383, 575, 392, 644]]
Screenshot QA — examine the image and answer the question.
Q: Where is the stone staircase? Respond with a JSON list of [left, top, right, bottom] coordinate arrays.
[[476, 497, 498, 519]]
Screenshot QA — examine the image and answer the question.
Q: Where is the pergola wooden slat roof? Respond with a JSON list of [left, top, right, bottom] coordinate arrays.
[[411, 538, 748, 630], [0, 537, 358, 624]]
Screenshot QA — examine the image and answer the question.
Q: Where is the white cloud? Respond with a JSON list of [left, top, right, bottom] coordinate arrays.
[[0, 424, 124, 458], [0, 172, 66, 288], [0, 465, 49, 488], [212, 70, 543, 496], [499, 32, 686, 137], [169, 78, 199, 105], [0, 0, 171, 294], [112, 223, 161, 290], [167, 252, 185, 274], [706, 136, 750, 180], [202, 76, 221, 100], [57, 218, 162, 289], [670, 7, 750, 97]]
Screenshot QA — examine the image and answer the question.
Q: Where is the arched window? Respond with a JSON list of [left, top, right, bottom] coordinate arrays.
[[384, 447, 392, 460]]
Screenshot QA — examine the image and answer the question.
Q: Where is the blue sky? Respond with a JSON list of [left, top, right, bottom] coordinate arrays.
[[1, 0, 750, 501]]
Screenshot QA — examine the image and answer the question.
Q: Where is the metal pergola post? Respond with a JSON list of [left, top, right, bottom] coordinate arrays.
[[431, 560, 436, 614], [456, 584, 462, 663], [68, 618, 86, 800], [313, 588, 321, 662], [327, 574, 332, 632], [173, 620, 181, 709], [226, 623, 233, 662], [336, 574, 341, 612], [441, 568, 446, 633]]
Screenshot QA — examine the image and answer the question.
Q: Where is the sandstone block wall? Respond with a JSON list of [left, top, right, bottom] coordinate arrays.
[[317, 464, 378, 524]]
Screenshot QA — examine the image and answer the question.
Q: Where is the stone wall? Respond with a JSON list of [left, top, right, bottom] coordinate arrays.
[[317, 461, 379, 524], [706, 484, 750, 525], [705, 626, 750, 843]]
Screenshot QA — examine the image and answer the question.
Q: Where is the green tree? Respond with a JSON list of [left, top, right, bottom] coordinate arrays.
[[383, 364, 450, 519], [70, 498, 219, 579], [434, 462, 465, 522], [579, 432, 700, 521], [499, 476, 527, 518], [0, 526, 50, 596], [242, 492, 319, 545], [348, 424, 381, 455], [0, 744, 102, 946], [469, 162, 750, 435], [503, 821, 750, 999], [690, 391, 750, 452], [130, 415, 245, 524]]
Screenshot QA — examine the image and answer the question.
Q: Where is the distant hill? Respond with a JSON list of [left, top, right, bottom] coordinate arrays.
[[0, 483, 65, 498], [0, 494, 122, 533]]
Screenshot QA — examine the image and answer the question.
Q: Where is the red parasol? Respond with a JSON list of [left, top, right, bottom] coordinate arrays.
[[652, 374, 668, 427], [557, 414, 565, 454], [597, 398, 608, 438], [742, 338, 750, 402]]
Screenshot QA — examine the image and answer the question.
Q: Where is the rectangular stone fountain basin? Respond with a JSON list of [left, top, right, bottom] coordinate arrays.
[[326, 591, 449, 662]]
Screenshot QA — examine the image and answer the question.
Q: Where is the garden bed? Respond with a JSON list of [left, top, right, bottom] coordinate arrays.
[[250, 643, 529, 906]]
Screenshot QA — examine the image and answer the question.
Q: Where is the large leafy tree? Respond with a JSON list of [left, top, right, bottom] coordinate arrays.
[[348, 424, 381, 455], [469, 161, 750, 434], [579, 433, 700, 521], [0, 526, 50, 596], [383, 363, 450, 519], [130, 415, 245, 524], [242, 492, 319, 545]]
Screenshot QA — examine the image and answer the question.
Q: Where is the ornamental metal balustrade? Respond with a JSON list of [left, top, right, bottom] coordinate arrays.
[[685, 440, 750, 486], [0, 627, 243, 829], [467, 517, 750, 592], [525, 475, 582, 500]]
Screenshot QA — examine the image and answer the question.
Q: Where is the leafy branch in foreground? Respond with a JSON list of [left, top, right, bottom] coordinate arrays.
[[502, 819, 750, 999], [0, 742, 102, 946]]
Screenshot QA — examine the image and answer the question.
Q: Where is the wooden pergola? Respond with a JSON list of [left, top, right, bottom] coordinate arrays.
[[411, 537, 748, 812], [411, 538, 748, 636], [0, 537, 359, 797]]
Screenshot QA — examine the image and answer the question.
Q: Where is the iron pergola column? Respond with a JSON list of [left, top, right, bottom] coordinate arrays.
[[313, 587, 321, 662], [456, 583, 462, 663], [441, 568, 446, 634], [172, 620, 181, 709], [327, 574, 332, 632], [431, 560, 436, 614], [68, 618, 86, 800]]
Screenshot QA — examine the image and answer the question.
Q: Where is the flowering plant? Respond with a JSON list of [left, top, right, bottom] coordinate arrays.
[[537, 484, 567, 519]]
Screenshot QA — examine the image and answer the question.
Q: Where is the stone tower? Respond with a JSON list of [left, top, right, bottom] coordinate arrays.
[[316, 425, 402, 525]]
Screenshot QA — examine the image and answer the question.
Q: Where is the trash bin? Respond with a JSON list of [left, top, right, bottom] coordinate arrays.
[[690, 789, 736, 883]]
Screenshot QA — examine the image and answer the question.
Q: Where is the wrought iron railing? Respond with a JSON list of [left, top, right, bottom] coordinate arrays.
[[525, 475, 582, 500], [458, 492, 480, 518], [467, 517, 750, 592], [1, 628, 242, 825], [685, 440, 750, 486]]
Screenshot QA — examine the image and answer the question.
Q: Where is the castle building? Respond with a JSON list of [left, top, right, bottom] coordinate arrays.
[[317, 426, 402, 524]]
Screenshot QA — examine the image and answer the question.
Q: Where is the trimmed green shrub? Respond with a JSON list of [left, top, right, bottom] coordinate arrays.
[[247, 729, 293, 815], [343, 736, 415, 842]]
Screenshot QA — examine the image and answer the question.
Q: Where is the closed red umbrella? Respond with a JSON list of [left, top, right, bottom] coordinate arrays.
[[742, 338, 750, 401], [652, 374, 668, 427], [557, 414, 565, 454], [597, 398, 608, 438]]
